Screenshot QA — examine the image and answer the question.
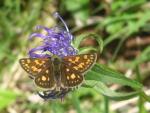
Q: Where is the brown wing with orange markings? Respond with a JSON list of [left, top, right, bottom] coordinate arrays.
[[60, 53, 97, 88], [62, 53, 97, 73], [19, 58, 51, 78], [20, 58, 56, 89]]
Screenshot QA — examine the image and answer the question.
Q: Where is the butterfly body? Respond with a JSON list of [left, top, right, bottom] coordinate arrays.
[[51, 57, 62, 90], [19, 53, 97, 90]]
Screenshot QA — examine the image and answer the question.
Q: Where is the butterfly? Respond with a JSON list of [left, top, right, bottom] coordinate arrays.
[[19, 53, 97, 90]]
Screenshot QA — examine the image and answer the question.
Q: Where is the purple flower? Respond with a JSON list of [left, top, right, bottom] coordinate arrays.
[[28, 12, 77, 100], [29, 12, 77, 58]]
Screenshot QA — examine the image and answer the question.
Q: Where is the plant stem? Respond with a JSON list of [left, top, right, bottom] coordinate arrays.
[[104, 96, 109, 113], [135, 66, 146, 113]]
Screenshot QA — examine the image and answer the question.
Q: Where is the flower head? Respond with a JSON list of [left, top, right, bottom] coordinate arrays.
[[29, 12, 77, 58]]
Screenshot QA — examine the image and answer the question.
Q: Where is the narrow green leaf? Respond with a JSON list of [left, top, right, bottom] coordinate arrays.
[[85, 63, 143, 89], [78, 46, 97, 54], [84, 81, 139, 101]]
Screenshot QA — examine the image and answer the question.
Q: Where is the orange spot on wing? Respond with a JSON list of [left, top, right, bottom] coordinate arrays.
[[25, 64, 29, 68], [42, 76, 47, 81], [38, 69, 42, 72], [41, 61, 45, 64], [66, 68, 70, 72], [78, 64, 83, 68], [27, 59, 31, 63], [67, 76, 70, 80], [31, 66, 38, 71], [90, 56, 94, 59], [71, 61, 76, 63], [46, 70, 49, 73], [87, 59, 90, 62], [35, 60, 40, 65], [71, 74, 76, 79], [84, 55, 88, 59], [75, 57, 80, 62], [68, 58, 76, 63], [78, 63, 85, 68], [73, 66, 78, 70]]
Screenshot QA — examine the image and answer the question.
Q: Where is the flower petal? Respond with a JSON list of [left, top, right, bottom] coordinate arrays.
[[29, 45, 51, 58], [29, 33, 47, 40]]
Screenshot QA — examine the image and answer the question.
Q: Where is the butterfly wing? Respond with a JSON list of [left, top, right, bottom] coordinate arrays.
[[61, 53, 97, 88], [62, 53, 97, 73], [20, 58, 56, 90], [60, 64, 83, 88], [34, 69, 56, 90], [19, 58, 50, 78]]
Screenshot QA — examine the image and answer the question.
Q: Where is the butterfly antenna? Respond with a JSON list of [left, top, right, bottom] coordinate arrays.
[[53, 12, 69, 32]]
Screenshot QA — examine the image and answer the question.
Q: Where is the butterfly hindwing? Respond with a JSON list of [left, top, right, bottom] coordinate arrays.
[[19, 58, 50, 78], [34, 68, 56, 90], [61, 64, 83, 88], [63, 53, 97, 73]]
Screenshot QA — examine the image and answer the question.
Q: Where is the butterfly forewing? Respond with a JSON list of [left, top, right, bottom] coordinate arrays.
[[19, 58, 50, 78], [63, 53, 97, 73], [61, 64, 83, 88]]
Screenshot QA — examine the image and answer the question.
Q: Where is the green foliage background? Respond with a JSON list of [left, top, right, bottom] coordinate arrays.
[[0, 0, 150, 113]]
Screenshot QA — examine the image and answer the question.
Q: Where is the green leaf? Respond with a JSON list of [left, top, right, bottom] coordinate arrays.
[[0, 89, 18, 110], [85, 63, 143, 89], [103, 11, 150, 47], [84, 80, 139, 101], [106, 21, 124, 35], [111, 0, 146, 14], [74, 9, 89, 22], [64, 0, 89, 22], [73, 33, 103, 53], [78, 46, 97, 54], [64, 0, 89, 11]]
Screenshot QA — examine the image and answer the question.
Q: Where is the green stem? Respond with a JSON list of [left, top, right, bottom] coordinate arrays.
[[135, 66, 146, 113], [111, 36, 126, 62], [104, 96, 109, 113], [135, 66, 141, 82], [141, 92, 150, 102]]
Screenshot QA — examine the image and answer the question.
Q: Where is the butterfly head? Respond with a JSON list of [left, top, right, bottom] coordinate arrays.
[[51, 55, 61, 65]]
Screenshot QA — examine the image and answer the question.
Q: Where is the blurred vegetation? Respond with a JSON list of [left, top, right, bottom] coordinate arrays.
[[0, 0, 150, 113]]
